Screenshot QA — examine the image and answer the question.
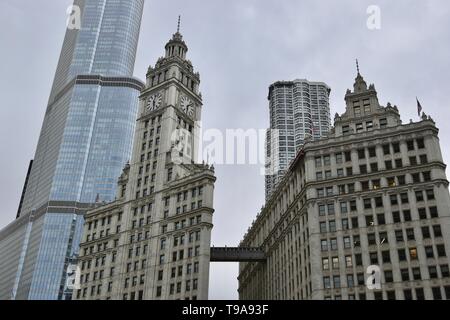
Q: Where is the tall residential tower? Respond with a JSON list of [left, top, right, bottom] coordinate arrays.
[[0, 0, 145, 300], [265, 80, 331, 200]]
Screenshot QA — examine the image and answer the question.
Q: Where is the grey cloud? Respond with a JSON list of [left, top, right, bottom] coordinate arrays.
[[1, 0, 449, 299]]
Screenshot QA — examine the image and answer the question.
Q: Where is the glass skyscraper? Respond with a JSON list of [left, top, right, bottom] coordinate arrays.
[[0, 0, 145, 300], [265, 79, 331, 200]]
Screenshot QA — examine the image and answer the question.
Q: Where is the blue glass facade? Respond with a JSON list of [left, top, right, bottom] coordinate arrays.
[[0, 0, 145, 300], [50, 83, 139, 204]]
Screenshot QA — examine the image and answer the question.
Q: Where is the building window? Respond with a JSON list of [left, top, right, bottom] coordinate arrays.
[[433, 225, 443, 238], [321, 240, 328, 251], [318, 205, 326, 216], [385, 160, 393, 170], [343, 237, 351, 249], [400, 193, 409, 204], [437, 244, 446, 257], [382, 250, 391, 263], [356, 123, 363, 132], [357, 149, 365, 159], [329, 220, 336, 232], [370, 252, 378, 264], [368, 233, 376, 245], [398, 249, 407, 261], [429, 266, 438, 279], [407, 140, 415, 151], [417, 138, 425, 149], [401, 269, 410, 281], [355, 254, 362, 266], [322, 258, 329, 270], [403, 289, 413, 300], [425, 246, 434, 258], [382, 144, 390, 155], [441, 264, 450, 277], [347, 274, 354, 288], [363, 198, 372, 209], [418, 208, 427, 219], [351, 217, 359, 229], [409, 247, 418, 260], [406, 229, 415, 241], [365, 215, 374, 227], [327, 203, 335, 215], [345, 256, 353, 267], [323, 277, 331, 289], [430, 206, 439, 218], [385, 270, 393, 283], [420, 154, 428, 164], [432, 287, 442, 300], [342, 219, 349, 230], [359, 165, 367, 174], [342, 125, 350, 135], [422, 226, 431, 239], [357, 273, 365, 285], [315, 157, 322, 168], [416, 288, 425, 300], [392, 142, 400, 153], [330, 238, 338, 250], [333, 276, 341, 289], [332, 257, 339, 269], [412, 173, 421, 183]]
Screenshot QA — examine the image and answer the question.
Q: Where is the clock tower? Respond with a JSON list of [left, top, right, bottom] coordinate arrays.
[[139, 17, 202, 165], [74, 19, 216, 301]]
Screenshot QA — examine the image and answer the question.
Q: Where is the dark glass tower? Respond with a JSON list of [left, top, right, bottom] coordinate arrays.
[[0, 0, 145, 300]]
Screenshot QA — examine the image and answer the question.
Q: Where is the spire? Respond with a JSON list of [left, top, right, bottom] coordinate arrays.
[[353, 59, 367, 93], [164, 16, 188, 59]]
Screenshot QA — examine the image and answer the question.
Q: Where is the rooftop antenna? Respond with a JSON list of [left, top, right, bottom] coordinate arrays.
[[356, 59, 360, 75]]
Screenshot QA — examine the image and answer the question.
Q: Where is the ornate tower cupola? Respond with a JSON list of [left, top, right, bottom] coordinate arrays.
[[332, 60, 401, 137], [165, 16, 188, 60], [343, 59, 380, 115], [353, 60, 368, 93]]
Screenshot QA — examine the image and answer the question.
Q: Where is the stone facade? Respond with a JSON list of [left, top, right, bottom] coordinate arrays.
[[239, 70, 450, 300], [73, 26, 216, 300]]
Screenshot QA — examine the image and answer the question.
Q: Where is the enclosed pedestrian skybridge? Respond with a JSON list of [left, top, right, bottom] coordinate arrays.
[[210, 247, 266, 262]]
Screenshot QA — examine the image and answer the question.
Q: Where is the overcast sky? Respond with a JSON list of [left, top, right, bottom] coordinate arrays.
[[1, 0, 450, 300]]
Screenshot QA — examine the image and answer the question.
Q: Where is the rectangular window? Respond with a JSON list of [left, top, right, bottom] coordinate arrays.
[[330, 257, 339, 269], [323, 277, 331, 289]]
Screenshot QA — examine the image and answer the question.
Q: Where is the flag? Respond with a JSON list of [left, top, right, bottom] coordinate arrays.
[[416, 97, 422, 117]]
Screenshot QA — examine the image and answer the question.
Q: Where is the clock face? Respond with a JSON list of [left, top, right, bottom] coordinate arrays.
[[187, 107, 195, 118], [146, 92, 163, 111], [180, 95, 195, 118]]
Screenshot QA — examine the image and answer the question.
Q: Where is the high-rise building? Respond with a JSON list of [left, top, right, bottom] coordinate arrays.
[[0, 0, 145, 300], [73, 23, 216, 300], [265, 79, 331, 200], [239, 68, 450, 300]]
